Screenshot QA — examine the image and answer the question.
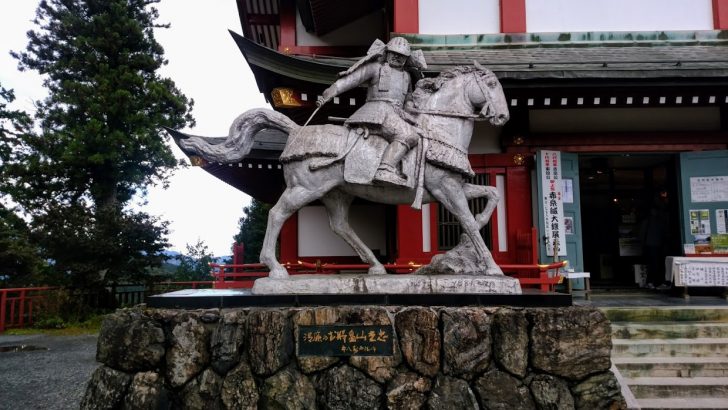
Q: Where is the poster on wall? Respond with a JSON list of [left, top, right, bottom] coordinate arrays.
[[690, 176, 728, 202], [717, 209, 728, 235], [564, 217, 574, 235], [540, 150, 566, 256], [562, 179, 574, 204], [712, 234, 728, 254], [689, 209, 711, 235]]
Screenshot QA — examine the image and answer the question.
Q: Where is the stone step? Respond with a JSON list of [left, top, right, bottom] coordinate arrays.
[[637, 397, 728, 410], [612, 338, 728, 357], [624, 377, 728, 399], [613, 357, 728, 378], [602, 307, 728, 323], [612, 322, 728, 339]]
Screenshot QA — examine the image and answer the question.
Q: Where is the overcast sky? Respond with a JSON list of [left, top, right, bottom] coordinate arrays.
[[0, 0, 268, 256]]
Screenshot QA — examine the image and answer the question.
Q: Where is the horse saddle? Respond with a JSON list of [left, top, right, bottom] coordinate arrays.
[[309, 127, 417, 189]]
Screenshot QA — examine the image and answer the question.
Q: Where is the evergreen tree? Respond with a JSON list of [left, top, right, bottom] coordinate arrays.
[[174, 240, 213, 281], [233, 199, 271, 263], [4, 0, 194, 286], [0, 84, 44, 286]]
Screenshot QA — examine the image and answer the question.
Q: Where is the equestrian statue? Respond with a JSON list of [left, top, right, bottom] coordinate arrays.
[[171, 37, 510, 279]]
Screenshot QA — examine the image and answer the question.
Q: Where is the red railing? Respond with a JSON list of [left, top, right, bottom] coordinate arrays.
[[210, 260, 567, 291], [0, 282, 215, 333], [0, 287, 56, 333]]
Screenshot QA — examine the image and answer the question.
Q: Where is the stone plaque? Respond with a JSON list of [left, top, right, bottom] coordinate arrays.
[[298, 325, 393, 357]]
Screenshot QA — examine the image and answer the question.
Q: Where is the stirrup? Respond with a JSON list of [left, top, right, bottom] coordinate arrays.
[[374, 167, 407, 186]]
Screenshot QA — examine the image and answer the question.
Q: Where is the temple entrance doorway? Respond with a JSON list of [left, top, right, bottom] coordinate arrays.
[[579, 154, 681, 287]]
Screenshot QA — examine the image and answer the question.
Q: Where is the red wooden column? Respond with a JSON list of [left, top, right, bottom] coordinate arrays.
[[278, 0, 296, 53], [396, 204, 438, 265], [393, 0, 419, 33], [715, 0, 728, 29], [500, 0, 526, 33], [279, 212, 298, 264]]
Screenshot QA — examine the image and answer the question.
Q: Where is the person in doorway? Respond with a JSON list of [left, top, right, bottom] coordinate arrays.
[[640, 189, 671, 289], [317, 37, 426, 187]]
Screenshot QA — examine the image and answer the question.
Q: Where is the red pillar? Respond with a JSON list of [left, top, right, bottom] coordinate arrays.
[[500, 0, 526, 33], [0, 290, 6, 333], [715, 0, 728, 29], [279, 212, 298, 264], [278, 0, 296, 53], [393, 0, 419, 33]]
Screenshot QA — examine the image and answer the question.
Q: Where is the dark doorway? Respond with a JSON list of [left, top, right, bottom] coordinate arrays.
[[579, 154, 681, 286]]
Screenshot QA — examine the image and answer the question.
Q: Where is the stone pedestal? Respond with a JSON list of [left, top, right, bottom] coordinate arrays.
[[251, 274, 522, 295], [81, 306, 626, 410]]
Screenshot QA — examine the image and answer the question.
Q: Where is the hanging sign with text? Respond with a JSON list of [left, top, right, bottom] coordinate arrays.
[[298, 325, 394, 357], [540, 150, 566, 256]]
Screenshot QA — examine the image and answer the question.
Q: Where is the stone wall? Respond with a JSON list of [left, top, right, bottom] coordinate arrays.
[[81, 306, 626, 410]]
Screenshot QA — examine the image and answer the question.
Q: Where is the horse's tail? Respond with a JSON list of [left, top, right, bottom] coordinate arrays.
[[170, 108, 299, 163]]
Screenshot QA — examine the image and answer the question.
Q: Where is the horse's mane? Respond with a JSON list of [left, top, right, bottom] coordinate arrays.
[[411, 66, 486, 107]]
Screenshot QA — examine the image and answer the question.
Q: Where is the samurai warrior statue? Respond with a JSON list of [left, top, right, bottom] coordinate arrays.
[[317, 37, 427, 186]]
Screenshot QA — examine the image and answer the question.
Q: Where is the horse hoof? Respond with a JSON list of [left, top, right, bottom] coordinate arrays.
[[368, 265, 387, 275], [268, 268, 289, 279]]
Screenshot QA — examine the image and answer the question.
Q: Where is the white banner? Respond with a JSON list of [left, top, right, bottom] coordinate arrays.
[[676, 261, 728, 287], [540, 150, 566, 256]]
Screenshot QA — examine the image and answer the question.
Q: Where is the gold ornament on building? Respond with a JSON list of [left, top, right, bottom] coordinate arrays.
[[513, 136, 525, 145], [513, 154, 525, 166], [271, 87, 306, 108], [189, 156, 208, 167]]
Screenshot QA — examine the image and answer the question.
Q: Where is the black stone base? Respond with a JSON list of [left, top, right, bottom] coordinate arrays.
[[146, 289, 571, 309]]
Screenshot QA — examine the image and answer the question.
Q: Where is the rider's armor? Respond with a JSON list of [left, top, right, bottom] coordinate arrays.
[[321, 37, 424, 186]]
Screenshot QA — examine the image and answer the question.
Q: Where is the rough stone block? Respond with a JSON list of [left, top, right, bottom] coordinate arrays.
[[493, 308, 529, 378], [166, 313, 211, 388], [314, 365, 383, 410], [96, 311, 165, 372], [180, 368, 223, 410], [80, 366, 132, 410], [395, 308, 441, 377], [221, 360, 258, 410], [571, 371, 627, 410], [211, 310, 246, 375], [122, 371, 167, 410], [261, 366, 317, 410], [528, 373, 574, 410], [248, 309, 294, 376], [441, 307, 493, 380], [427, 375, 479, 410], [529, 307, 612, 380], [385, 371, 431, 410], [474, 369, 536, 410]]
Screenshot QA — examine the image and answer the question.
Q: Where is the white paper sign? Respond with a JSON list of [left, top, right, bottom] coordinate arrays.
[[562, 179, 574, 204], [717, 209, 728, 235], [690, 176, 728, 203], [540, 150, 566, 256], [676, 262, 728, 287]]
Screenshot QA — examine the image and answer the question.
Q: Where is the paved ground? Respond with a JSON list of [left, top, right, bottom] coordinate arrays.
[[0, 333, 99, 410]]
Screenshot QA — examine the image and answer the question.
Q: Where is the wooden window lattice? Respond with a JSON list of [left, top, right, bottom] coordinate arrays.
[[438, 173, 493, 251]]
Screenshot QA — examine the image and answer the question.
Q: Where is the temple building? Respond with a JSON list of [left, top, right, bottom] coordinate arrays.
[[188, 0, 728, 288]]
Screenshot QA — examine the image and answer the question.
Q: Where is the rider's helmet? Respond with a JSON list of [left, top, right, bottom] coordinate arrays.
[[386, 37, 411, 57]]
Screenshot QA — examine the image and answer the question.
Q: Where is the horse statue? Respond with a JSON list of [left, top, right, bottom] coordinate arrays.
[[172, 63, 509, 279]]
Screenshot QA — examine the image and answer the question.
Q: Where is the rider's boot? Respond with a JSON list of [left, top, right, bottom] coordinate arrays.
[[374, 140, 409, 187]]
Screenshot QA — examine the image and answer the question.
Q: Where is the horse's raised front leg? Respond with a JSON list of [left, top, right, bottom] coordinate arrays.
[[261, 186, 328, 278], [321, 190, 386, 275], [429, 174, 503, 276], [464, 183, 500, 230]]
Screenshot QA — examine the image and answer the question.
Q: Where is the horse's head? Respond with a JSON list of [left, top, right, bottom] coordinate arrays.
[[470, 62, 509, 126]]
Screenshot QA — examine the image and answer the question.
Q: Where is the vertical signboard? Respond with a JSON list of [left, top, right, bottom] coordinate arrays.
[[540, 150, 567, 257]]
